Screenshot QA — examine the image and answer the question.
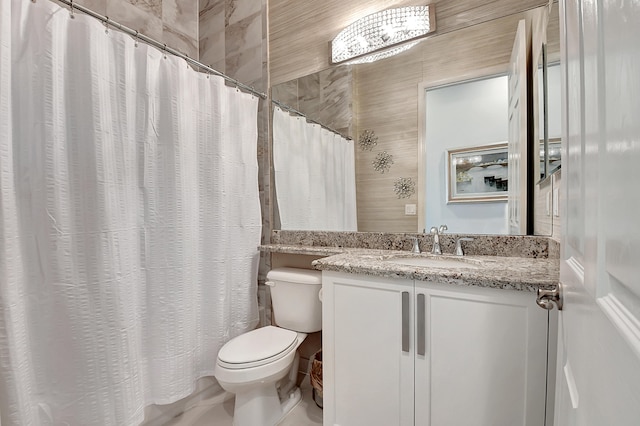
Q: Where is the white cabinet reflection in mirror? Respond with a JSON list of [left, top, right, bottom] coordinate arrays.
[[322, 271, 549, 426]]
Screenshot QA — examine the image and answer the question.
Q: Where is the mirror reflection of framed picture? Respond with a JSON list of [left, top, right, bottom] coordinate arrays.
[[447, 143, 509, 203]]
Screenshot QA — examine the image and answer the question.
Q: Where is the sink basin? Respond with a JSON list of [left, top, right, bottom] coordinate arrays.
[[383, 256, 480, 269]]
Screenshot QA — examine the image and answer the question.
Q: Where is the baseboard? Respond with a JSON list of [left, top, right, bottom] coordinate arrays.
[[141, 377, 229, 426]]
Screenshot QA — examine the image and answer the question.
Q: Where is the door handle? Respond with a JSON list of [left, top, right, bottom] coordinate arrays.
[[402, 291, 410, 352], [536, 282, 563, 310], [417, 293, 426, 356]]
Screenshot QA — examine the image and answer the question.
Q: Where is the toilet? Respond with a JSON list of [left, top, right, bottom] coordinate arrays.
[[214, 267, 323, 426]]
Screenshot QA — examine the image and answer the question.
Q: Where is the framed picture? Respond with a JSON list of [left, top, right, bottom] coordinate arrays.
[[447, 142, 509, 203]]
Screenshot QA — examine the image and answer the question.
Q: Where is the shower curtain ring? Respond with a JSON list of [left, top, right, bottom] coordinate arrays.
[[163, 44, 167, 59], [104, 17, 110, 34], [134, 31, 139, 47], [69, 0, 75, 18]]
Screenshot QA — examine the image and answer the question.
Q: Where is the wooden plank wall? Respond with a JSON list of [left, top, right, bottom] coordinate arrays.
[[270, 0, 549, 86], [547, 1, 561, 63]]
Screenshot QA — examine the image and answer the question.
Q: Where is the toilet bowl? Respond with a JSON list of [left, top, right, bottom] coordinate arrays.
[[214, 268, 322, 426]]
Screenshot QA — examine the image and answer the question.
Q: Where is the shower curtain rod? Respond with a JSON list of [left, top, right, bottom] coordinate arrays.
[[49, 0, 267, 99], [272, 99, 352, 141]]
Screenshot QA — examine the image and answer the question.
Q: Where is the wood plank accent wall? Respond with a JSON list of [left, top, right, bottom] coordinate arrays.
[[547, 1, 561, 63], [269, 0, 549, 86]]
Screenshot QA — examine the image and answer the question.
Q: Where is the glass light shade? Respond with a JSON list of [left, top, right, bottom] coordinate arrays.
[[330, 5, 435, 65]]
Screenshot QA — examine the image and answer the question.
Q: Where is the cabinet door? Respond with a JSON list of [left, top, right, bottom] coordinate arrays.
[[322, 271, 414, 426], [414, 282, 548, 426]]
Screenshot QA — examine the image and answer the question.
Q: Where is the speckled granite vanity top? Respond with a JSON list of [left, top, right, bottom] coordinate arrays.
[[261, 231, 560, 292], [260, 243, 559, 292]]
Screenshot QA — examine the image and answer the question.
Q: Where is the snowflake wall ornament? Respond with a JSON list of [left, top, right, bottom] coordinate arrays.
[[358, 129, 378, 151], [393, 177, 416, 199], [372, 151, 394, 173]]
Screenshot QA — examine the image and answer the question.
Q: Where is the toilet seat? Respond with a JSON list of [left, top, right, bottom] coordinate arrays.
[[217, 326, 298, 369]]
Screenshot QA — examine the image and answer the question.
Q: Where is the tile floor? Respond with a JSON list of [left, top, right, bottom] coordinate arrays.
[[164, 379, 323, 426]]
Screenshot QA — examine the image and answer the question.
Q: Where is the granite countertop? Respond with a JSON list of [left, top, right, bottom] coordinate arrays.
[[260, 244, 347, 256], [260, 244, 559, 292]]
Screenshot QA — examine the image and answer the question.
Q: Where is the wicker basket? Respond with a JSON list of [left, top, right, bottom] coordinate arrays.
[[310, 349, 323, 408]]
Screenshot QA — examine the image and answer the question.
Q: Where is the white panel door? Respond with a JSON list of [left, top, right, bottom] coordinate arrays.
[[414, 283, 548, 426], [322, 271, 414, 426], [554, 0, 640, 424], [508, 19, 529, 235]]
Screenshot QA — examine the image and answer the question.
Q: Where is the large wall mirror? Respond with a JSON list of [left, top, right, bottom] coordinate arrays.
[[269, 0, 560, 235]]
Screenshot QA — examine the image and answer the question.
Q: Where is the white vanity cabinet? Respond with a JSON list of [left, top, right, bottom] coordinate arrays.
[[322, 271, 415, 426], [322, 270, 549, 426]]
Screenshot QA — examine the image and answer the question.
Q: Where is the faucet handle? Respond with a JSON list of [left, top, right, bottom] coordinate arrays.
[[429, 227, 442, 254], [438, 224, 448, 234], [455, 237, 474, 256], [410, 237, 420, 254]]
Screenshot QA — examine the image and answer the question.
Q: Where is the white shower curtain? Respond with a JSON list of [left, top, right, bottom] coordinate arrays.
[[0, 0, 262, 424], [273, 107, 357, 231]]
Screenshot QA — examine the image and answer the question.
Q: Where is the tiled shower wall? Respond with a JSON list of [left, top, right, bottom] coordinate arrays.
[[198, 0, 267, 92], [272, 66, 354, 138], [199, 0, 272, 326], [73, 0, 199, 58]]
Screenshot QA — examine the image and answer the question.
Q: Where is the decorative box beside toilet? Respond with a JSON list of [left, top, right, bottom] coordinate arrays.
[[214, 268, 322, 426]]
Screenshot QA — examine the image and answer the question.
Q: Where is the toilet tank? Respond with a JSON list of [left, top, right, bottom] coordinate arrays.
[[266, 267, 322, 333]]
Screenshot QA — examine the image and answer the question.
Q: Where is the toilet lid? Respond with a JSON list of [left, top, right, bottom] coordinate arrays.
[[217, 326, 298, 369]]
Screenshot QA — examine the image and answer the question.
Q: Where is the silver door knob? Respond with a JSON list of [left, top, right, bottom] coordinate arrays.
[[536, 283, 563, 310]]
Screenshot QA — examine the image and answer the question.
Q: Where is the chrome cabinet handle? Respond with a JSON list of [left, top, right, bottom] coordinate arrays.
[[417, 293, 426, 356], [402, 291, 410, 352]]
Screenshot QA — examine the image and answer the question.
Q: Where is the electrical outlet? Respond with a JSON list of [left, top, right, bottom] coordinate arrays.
[[553, 188, 560, 217], [405, 204, 417, 215], [546, 191, 552, 216]]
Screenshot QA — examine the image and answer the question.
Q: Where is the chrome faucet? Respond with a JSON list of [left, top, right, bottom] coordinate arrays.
[[429, 224, 447, 255], [410, 237, 421, 254], [455, 237, 474, 256]]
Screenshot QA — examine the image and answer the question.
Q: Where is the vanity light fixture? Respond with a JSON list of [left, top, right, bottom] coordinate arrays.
[[330, 5, 436, 65]]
